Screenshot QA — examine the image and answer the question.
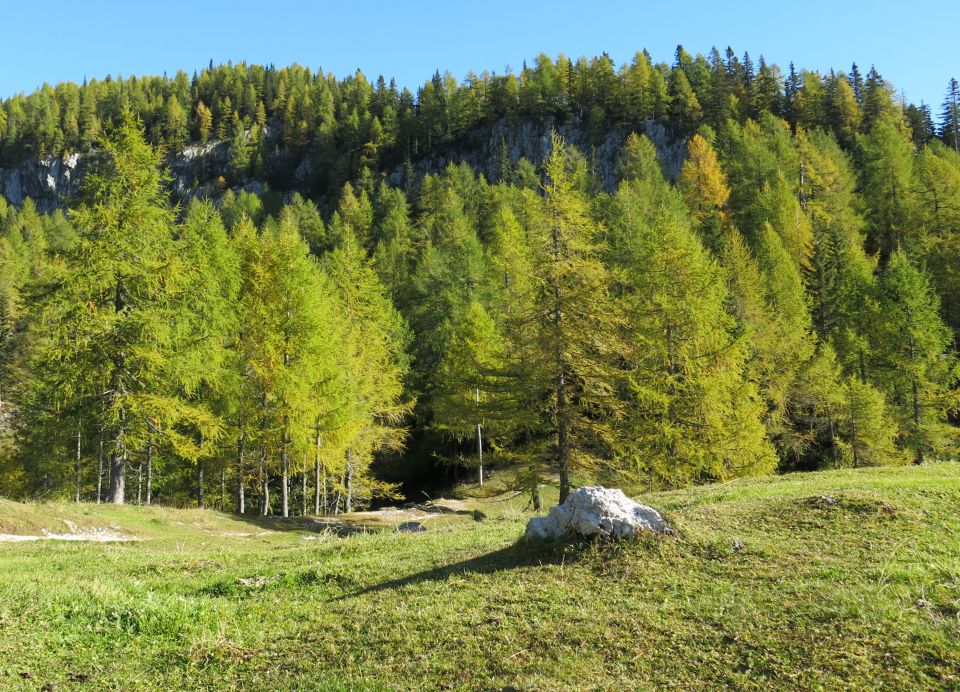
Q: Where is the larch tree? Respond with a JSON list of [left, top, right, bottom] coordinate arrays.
[[324, 229, 410, 512], [173, 200, 242, 508], [838, 376, 902, 467], [874, 251, 959, 463], [610, 135, 775, 487], [858, 113, 916, 261], [484, 192, 551, 507], [29, 113, 221, 504], [910, 143, 960, 333], [237, 216, 342, 517], [677, 132, 731, 253], [530, 134, 626, 502], [430, 300, 508, 483], [798, 129, 879, 373]]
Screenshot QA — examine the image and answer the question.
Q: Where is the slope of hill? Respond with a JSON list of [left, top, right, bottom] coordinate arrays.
[[1, 464, 958, 689]]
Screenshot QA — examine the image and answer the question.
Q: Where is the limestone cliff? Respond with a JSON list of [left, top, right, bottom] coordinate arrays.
[[0, 117, 684, 210]]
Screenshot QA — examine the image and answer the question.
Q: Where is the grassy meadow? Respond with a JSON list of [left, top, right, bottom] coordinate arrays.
[[1, 464, 959, 689]]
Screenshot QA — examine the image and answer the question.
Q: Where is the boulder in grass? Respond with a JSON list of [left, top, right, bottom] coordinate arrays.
[[524, 487, 667, 540], [397, 521, 426, 533]]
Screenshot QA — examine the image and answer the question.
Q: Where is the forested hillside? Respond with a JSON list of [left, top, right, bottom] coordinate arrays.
[[2, 47, 960, 511]]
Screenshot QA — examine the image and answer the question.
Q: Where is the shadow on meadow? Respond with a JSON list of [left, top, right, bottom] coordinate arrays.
[[335, 537, 620, 601]]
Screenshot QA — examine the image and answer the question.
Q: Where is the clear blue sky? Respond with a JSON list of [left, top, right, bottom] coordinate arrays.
[[2, 0, 957, 109]]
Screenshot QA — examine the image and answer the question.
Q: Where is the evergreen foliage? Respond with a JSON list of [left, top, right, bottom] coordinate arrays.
[[3, 49, 960, 508]]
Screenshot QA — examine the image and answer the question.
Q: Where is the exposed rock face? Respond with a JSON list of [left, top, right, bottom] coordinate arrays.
[[525, 487, 667, 540], [167, 140, 232, 197], [0, 141, 234, 211], [0, 117, 685, 210], [389, 117, 685, 191], [0, 153, 88, 211]]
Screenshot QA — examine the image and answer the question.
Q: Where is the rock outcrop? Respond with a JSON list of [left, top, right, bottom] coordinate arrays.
[[0, 140, 235, 211], [1, 117, 685, 211], [0, 153, 88, 212], [389, 117, 685, 192], [525, 486, 667, 540]]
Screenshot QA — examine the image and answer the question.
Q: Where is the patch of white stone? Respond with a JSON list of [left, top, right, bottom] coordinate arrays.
[[525, 486, 668, 540]]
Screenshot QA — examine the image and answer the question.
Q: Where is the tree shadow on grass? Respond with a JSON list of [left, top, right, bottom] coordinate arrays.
[[336, 538, 593, 601]]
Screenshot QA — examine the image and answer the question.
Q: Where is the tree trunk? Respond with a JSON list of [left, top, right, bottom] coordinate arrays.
[[238, 474, 246, 515], [146, 441, 153, 506], [75, 423, 82, 503], [301, 454, 307, 517], [850, 407, 860, 469], [476, 387, 484, 486], [281, 429, 289, 518], [321, 467, 328, 515], [108, 279, 127, 505], [259, 444, 268, 516], [236, 431, 245, 515], [345, 450, 354, 513], [557, 368, 570, 504], [552, 218, 570, 504], [314, 423, 321, 515], [221, 469, 226, 509], [109, 448, 126, 505], [110, 432, 127, 505], [314, 454, 321, 516], [197, 459, 205, 509], [913, 376, 923, 464], [96, 432, 104, 505], [258, 401, 268, 515], [334, 469, 345, 516], [137, 463, 142, 505]]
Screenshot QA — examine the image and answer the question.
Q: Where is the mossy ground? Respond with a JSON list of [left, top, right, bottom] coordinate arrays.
[[1, 464, 958, 690]]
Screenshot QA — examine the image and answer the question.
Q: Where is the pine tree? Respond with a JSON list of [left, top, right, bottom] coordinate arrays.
[[667, 69, 703, 138], [827, 74, 861, 146], [849, 63, 865, 104], [752, 56, 781, 117], [905, 103, 936, 149]]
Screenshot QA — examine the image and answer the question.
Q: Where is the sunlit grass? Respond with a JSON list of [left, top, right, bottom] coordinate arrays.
[[1, 464, 958, 689]]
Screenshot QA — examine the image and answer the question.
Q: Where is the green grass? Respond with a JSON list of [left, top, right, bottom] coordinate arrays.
[[1, 465, 959, 690]]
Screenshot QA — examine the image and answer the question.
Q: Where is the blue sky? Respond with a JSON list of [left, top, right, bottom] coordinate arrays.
[[2, 1, 957, 110]]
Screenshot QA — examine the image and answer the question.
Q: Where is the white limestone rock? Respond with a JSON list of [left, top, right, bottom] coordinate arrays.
[[525, 486, 667, 540]]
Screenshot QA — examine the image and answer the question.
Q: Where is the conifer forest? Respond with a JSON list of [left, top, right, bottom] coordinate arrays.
[[3, 47, 960, 514]]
